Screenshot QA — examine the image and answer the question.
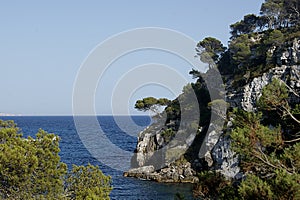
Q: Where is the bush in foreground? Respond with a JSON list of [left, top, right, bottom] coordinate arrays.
[[0, 120, 112, 200]]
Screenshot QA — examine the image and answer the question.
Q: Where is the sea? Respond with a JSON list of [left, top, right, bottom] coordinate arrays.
[[0, 116, 194, 200]]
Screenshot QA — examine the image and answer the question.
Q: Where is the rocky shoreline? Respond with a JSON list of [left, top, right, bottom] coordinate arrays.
[[123, 163, 199, 183]]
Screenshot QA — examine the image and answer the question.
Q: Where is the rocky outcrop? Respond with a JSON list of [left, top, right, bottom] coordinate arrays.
[[124, 163, 199, 183], [126, 117, 200, 183], [227, 65, 300, 112], [198, 122, 223, 167], [211, 135, 241, 179], [125, 39, 300, 182], [135, 123, 164, 167], [123, 165, 156, 179]]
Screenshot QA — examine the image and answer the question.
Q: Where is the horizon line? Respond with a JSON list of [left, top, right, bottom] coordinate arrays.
[[0, 114, 151, 117]]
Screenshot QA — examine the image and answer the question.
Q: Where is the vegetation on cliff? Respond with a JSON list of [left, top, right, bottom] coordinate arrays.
[[194, 78, 300, 199], [134, 0, 300, 199], [194, 0, 300, 198]]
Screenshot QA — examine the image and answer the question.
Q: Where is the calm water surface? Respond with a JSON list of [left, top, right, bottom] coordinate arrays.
[[1, 116, 194, 200]]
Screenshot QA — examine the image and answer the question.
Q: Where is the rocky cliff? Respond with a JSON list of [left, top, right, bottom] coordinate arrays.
[[124, 38, 300, 182], [227, 39, 300, 112], [124, 115, 200, 183]]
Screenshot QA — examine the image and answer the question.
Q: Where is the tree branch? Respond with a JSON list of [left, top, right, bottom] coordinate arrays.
[[253, 153, 278, 170], [253, 148, 278, 171], [254, 147, 293, 174], [284, 137, 300, 143], [282, 105, 300, 124], [279, 80, 299, 98]]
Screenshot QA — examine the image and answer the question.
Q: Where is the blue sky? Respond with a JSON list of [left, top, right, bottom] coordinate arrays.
[[0, 0, 264, 115]]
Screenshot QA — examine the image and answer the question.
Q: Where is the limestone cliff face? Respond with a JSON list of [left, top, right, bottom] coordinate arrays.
[[227, 65, 300, 112], [212, 38, 300, 179], [125, 118, 200, 183], [228, 38, 300, 111], [125, 39, 300, 182]]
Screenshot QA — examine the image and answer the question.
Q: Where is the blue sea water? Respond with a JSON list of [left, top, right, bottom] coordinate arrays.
[[1, 116, 194, 200]]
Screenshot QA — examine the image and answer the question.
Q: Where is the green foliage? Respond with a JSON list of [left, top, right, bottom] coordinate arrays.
[[258, 78, 289, 111], [280, 142, 300, 173], [135, 97, 157, 111], [229, 34, 252, 67], [260, 0, 300, 28], [231, 109, 284, 172], [224, 0, 300, 85], [191, 79, 211, 126], [263, 29, 285, 47], [230, 14, 259, 38], [0, 122, 67, 199], [217, 50, 236, 75], [196, 37, 226, 65], [231, 109, 300, 199], [286, 29, 300, 42], [0, 120, 112, 200], [238, 171, 300, 200], [260, 0, 284, 29], [65, 164, 112, 200], [135, 97, 171, 114], [258, 79, 300, 136], [230, 79, 300, 198], [238, 174, 273, 200], [161, 128, 175, 143], [165, 102, 180, 120], [230, 102, 300, 199], [193, 171, 238, 200], [292, 104, 300, 115], [283, 0, 300, 27], [33, 129, 68, 198], [164, 76, 211, 127], [270, 169, 300, 199]]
